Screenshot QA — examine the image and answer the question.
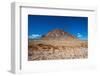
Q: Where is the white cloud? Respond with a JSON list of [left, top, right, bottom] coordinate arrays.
[[77, 33, 82, 38], [29, 34, 41, 39]]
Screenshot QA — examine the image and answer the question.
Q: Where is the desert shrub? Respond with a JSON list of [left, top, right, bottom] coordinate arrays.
[[28, 45, 33, 48], [80, 43, 88, 48], [38, 44, 44, 47]]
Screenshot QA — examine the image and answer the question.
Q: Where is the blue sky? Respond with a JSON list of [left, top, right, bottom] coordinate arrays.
[[28, 15, 88, 40]]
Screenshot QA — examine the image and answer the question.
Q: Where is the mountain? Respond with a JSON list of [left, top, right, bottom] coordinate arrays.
[[42, 29, 77, 40]]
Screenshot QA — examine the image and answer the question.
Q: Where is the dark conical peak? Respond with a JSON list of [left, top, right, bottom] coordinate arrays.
[[50, 29, 65, 33], [46, 29, 69, 37], [42, 29, 77, 40]]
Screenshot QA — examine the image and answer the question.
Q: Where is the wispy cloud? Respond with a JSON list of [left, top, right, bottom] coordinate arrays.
[[77, 33, 83, 38], [29, 34, 41, 39]]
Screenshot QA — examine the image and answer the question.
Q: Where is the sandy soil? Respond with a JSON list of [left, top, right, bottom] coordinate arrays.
[[28, 39, 88, 61]]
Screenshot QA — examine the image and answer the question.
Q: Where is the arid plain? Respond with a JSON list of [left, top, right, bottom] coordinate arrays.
[[28, 29, 88, 60]]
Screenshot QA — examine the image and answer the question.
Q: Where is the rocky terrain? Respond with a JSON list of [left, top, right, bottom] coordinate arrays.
[[28, 29, 88, 61]]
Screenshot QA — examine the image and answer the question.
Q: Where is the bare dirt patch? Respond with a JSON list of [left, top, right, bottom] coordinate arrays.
[[28, 39, 88, 61]]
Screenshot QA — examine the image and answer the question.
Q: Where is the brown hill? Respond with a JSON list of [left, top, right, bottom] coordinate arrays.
[[42, 29, 77, 40]]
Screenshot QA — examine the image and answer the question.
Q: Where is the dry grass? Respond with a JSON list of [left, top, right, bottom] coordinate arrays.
[[28, 39, 88, 61]]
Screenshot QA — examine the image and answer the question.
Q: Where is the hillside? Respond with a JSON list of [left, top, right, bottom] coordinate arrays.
[[28, 29, 88, 60], [42, 29, 77, 40]]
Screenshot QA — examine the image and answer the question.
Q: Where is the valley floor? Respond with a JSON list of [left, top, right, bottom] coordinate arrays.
[[28, 39, 88, 61]]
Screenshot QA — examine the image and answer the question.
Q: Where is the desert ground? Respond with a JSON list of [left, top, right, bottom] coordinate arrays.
[[28, 39, 88, 61]]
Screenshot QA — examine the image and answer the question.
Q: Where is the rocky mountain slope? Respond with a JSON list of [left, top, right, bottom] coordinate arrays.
[[28, 29, 88, 61], [42, 29, 77, 40]]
